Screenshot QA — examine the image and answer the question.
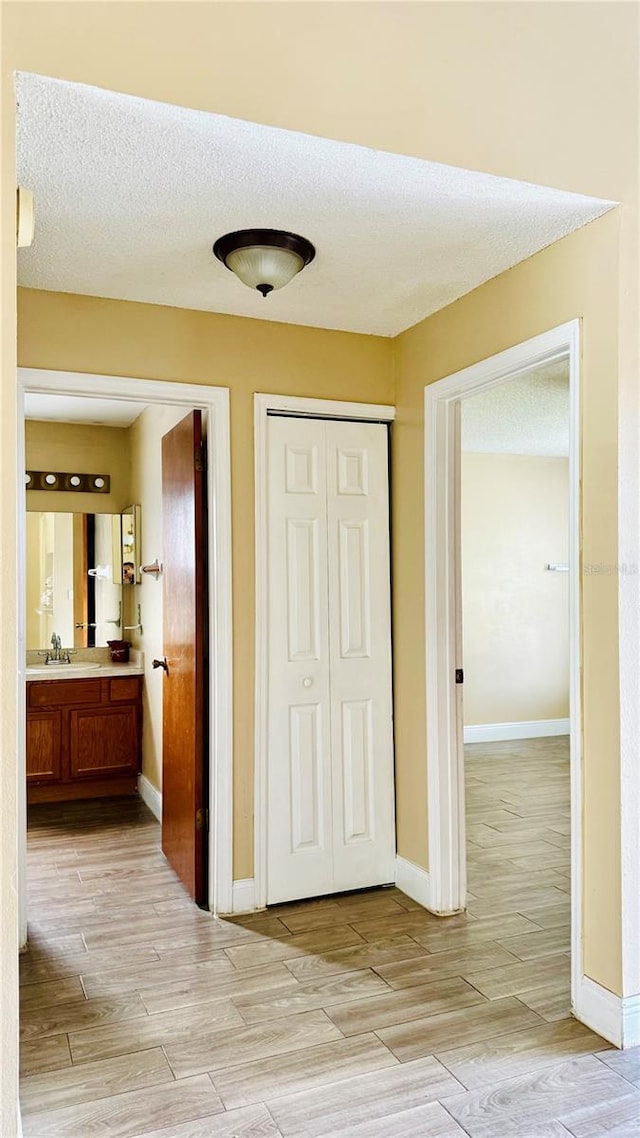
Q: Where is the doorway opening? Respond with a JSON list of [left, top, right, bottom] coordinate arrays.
[[423, 321, 584, 1018], [460, 359, 572, 1006], [17, 369, 233, 946]]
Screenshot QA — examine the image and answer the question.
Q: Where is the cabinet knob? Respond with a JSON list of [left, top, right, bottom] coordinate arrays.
[[302, 676, 313, 688]]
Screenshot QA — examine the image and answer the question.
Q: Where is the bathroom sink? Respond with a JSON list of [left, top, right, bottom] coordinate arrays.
[[27, 663, 103, 676]]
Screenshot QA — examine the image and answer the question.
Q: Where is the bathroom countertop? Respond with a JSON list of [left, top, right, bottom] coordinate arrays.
[[26, 662, 144, 681]]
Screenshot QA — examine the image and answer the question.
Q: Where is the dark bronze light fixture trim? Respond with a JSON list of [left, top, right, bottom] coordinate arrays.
[[26, 471, 111, 493], [213, 228, 316, 297]]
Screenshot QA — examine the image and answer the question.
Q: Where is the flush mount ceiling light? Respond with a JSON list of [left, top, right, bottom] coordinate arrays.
[[213, 228, 315, 297]]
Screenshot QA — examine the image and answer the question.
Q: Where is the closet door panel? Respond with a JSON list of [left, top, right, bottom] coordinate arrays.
[[338, 519, 371, 658], [327, 422, 395, 892], [266, 416, 333, 903], [341, 697, 374, 844]]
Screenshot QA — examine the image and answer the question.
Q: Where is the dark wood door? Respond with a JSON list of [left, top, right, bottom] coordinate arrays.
[[161, 410, 208, 904]]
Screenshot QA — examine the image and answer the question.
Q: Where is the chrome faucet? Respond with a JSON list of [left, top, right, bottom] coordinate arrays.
[[40, 632, 74, 665]]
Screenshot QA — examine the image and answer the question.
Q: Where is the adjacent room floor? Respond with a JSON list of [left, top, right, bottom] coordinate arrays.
[[20, 738, 640, 1137]]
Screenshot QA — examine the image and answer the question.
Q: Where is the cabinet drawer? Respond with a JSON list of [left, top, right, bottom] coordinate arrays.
[[29, 679, 102, 708], [109, 677, 140, 702]]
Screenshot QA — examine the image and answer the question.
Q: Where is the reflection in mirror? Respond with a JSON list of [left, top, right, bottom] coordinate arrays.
[[120, 505, 141, 585], [26, 512, 123, 649]]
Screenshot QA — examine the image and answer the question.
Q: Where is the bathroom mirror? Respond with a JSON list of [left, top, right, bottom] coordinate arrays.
[[26, 511, 123, 650], [119, 505, 141, 585]]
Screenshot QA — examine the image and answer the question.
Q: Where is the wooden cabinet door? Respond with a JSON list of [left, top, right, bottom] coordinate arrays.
[[69, 706, 139, 779], [26, 711, 62, 783]]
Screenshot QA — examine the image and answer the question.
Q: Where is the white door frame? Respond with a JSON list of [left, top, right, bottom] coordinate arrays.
[[254, 393, 395, 911], [17, 368, 234, 930], [424, 321, 582, 1004]]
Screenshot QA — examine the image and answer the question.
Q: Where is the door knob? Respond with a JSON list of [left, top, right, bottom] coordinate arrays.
[[302, 676, 313, 688], [152, 657, 169, 674]]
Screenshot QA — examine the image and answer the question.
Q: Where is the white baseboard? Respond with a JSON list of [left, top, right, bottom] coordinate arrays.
[[622, 993, 640, 1048], [572, 975, 640, 1048], [138, 774, 162, 822], [464, 718, 571, 744], [395, 855, 431, 910], [232, 878, 257, 914]]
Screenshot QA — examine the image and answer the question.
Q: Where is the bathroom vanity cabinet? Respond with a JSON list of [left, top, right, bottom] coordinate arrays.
[[26, 673, 143, 802]]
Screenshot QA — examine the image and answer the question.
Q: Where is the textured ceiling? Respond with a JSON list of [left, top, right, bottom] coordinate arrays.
[[16, 74, 615, 338], [462, 360, 569, 457], [24, 392, 146, 426]]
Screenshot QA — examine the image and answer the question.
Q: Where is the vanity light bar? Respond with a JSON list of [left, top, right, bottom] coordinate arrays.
[[25, 471, 111, 494]]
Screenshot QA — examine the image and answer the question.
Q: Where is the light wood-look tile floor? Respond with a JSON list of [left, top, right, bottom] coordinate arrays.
[[20, 738, 640, 1136]]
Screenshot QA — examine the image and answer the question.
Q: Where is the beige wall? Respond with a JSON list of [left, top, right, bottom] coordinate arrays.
[[18, 287, 394, 874], [393, 212, 622, 994], [25, 420, 131, 515], [128, 403, 190, 792], [461, 453, 569, 727], [1, 7, 638, 1132]]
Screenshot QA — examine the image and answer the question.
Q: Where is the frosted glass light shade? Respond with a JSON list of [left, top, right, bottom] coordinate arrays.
[[213, 229, 315, 297], [225, 245, 304, 293]]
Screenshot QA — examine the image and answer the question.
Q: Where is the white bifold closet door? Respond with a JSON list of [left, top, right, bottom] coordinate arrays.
[[267, 414, 395, 904]]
